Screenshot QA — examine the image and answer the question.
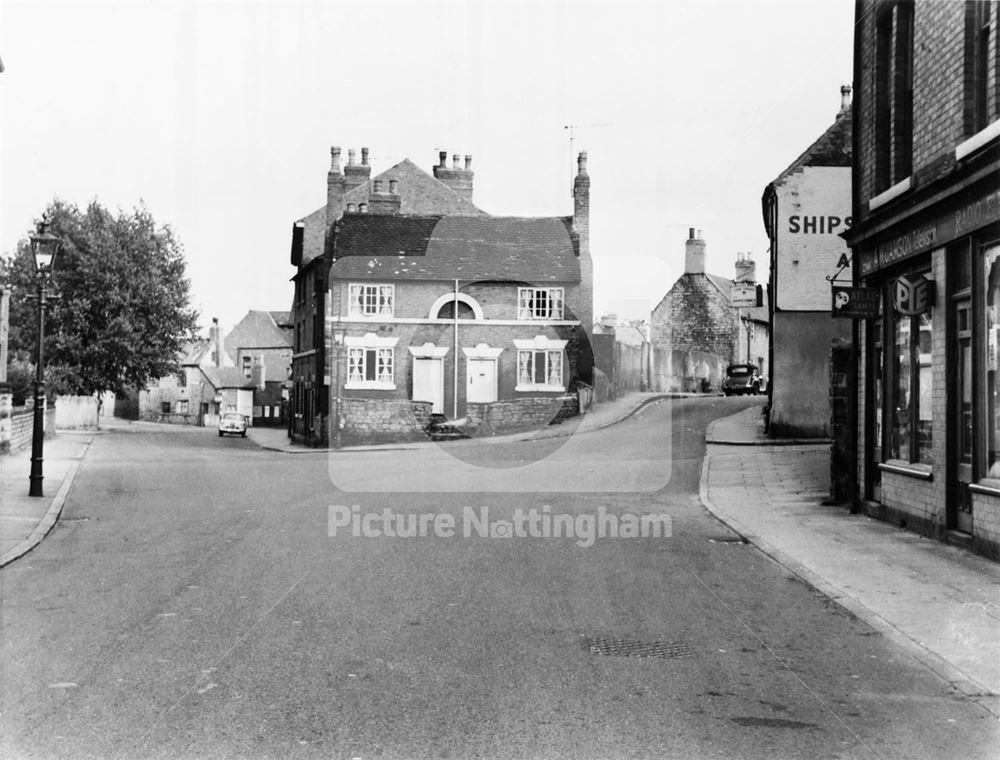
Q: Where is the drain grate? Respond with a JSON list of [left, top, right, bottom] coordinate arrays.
[[584, 637, 693, 659]]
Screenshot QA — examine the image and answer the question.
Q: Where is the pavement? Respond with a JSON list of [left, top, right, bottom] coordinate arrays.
[[3, 396, 999, 718], [702, 404, 1000, 717], [0, 429, 96, 567]]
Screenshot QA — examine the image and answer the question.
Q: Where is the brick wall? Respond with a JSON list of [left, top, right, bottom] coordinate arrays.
[[6, 406, 56, 453]]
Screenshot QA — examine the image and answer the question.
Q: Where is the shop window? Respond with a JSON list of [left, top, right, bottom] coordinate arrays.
[[986, 246, 1000, 477], [888, 273, 933, 464]]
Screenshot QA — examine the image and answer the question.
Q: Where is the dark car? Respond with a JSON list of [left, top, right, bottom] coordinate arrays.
[[722, 364, 764, 396]]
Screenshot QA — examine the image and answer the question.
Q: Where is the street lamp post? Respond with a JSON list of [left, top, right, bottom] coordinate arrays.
[[332, 323, 347, 449], [28, 222, 61, 498]]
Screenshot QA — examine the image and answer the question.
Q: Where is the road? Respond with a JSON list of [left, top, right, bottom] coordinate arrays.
[[2, 397, 996, 759]]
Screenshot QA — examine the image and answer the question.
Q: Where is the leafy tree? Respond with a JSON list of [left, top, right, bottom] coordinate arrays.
[[1, 199, 199, 396]]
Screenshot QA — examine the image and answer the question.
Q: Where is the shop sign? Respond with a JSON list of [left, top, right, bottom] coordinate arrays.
[[831, 286, 880, 319], [892, 274, 935, 316], [730, 283, 759, 308]]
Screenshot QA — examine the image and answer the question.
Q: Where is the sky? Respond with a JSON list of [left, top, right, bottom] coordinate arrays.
[[0, 0, 855, 334]]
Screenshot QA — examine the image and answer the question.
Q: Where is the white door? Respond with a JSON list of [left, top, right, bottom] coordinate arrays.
[[412, 358, 444, 414], [467, 359, 497, 403]]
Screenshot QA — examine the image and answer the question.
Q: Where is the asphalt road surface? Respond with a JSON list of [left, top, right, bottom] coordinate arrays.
[[2, 397, 996, 759]]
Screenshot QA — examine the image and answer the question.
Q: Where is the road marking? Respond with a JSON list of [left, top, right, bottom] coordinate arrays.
[[196, 683, 217, 695], [48, 682, 78, 689]]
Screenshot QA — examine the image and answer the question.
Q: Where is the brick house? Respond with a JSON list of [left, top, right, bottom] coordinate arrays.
[[761, 88, 854, 437], [289, 148, 594, 446], [844, 1, 1000, 557], [650, 230, 769, 392], [224, 310, 293, 427]]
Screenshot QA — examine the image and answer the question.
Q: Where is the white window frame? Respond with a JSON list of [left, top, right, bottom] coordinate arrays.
[[513, 336, 568, 391], [348, 283, 394, 318], [344, 333, 399, 390], [518, 287, 564, 320]]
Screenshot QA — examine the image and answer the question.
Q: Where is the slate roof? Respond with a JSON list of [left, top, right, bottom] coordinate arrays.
[[268, 311, 292, 328], [329, 214, 581, 283], [294, 158, 487, 266], [224, 310, 294, 362], [771, 105, 852, 182], [201, 366, 256, 390]]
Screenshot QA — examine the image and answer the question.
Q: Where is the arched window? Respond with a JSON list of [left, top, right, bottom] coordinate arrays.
[[428, 292, 484, 320]]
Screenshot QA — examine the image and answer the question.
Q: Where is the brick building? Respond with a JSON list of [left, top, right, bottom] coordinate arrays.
[[650, 230, 769, 392], [845, 1, 1000, 557], [289, 148, 594, 446], [224, 310, 293, 427], [762, 88, 854, 437]]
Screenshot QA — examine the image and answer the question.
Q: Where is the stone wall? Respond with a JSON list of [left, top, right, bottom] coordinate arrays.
[[465, 395, 578, 436], [4, 405, 57, 454], [339, 399, 432, 444], [55, 394, 99, 430]]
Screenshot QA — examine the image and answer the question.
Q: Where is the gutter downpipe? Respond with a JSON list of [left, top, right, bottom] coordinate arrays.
[[454, 278, 459, 419], [848, 0, 864, 514]]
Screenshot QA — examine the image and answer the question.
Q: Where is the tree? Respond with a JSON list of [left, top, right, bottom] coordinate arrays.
[[0, 199, 199, 396]]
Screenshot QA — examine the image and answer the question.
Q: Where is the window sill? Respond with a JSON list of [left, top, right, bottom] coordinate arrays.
[[869, 177, 912, 211], [955, 119, 1000, 160], [346, 313, 395, 320], [878, 460, 933, 480], [344, 381, 396, 391], [969, 479, 1000, 498], [515, 384, 566, 393]]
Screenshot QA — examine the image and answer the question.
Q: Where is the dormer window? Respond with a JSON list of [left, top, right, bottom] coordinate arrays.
[[349, 284, 394, 317], [518, 287, 564, 319]]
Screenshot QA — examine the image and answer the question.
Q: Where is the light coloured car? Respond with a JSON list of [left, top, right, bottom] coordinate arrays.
[[218, 412, 248, 438]]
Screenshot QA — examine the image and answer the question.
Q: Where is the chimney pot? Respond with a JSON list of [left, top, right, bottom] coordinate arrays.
[[840, 84, 853, 112], [577, 151, 588, 174], [348, 149, 356, 166], [359, 203, 369, 214], [389, 179, 398, 194], [330, 146, 341, 172], [697, 229, 703, 240], [688, 227, 696, 240], [438, 150, 447, 168], [347, 202, 357, 213], [361, 147, 370, 166], [464, 155, 472, 170], [452, 154, 460, 169]]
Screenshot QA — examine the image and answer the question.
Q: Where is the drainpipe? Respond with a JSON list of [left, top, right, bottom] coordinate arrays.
[[454, 278, 459, 419]]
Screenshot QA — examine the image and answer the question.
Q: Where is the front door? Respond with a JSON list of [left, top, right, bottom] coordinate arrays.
[[467, 359, 497, 404], [413, 357, 444, 414], [949, 245, 974, 533]]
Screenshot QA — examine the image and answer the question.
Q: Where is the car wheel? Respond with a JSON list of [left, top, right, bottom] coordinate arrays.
[[241, 431, 246, 438], [219, 431, 223, 437]]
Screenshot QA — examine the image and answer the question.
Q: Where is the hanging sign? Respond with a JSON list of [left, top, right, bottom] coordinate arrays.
[[831, 286, 879, 319], [892, 274, 935, 316], [730, 283, 758, 308]]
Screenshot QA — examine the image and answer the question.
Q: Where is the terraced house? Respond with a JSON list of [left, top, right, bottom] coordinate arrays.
[[288, 148, 594, 446], [846, 0, 1000, 558]]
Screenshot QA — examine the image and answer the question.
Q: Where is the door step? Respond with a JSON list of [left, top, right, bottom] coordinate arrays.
[[426, 413, 470, 442], [944, 529, 973, 548]]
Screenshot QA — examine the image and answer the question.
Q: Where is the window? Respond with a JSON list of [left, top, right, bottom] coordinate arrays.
[[513, 336, 568, 391], [518, 287, 564, 319], [348, 348, 394, 385], [176, 400, 189, 414], [888, 270, 933, 464], [161, 401, 171, 414], [241, 355, 253, 379], [177, 371, 186, 388], [874, 0, 914, 192], [349, 284, 394, 317], [986, 245, 1000, 477], [344, 333, 399, 389], [965, 1, 993, 135]]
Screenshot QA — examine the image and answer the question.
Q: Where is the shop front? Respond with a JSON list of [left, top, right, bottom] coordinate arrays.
[[854, 179, 1000, 558]]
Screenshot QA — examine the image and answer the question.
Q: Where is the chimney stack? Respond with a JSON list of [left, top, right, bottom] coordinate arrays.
[[432, 148, 474, 202], [573, 151, 593, 362], [326, 145, 347, 232], [344, 146, 371, 190], [840, 84, 853, 113], [209, 317, 225, 367], [685, 228, 706, 275], [735, 251, 756, 283], [369, 178, 401, 215]]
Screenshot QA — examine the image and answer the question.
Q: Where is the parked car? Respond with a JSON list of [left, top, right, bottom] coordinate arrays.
[[218, 412, 248, 437], [722, 364, 764, 396]]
